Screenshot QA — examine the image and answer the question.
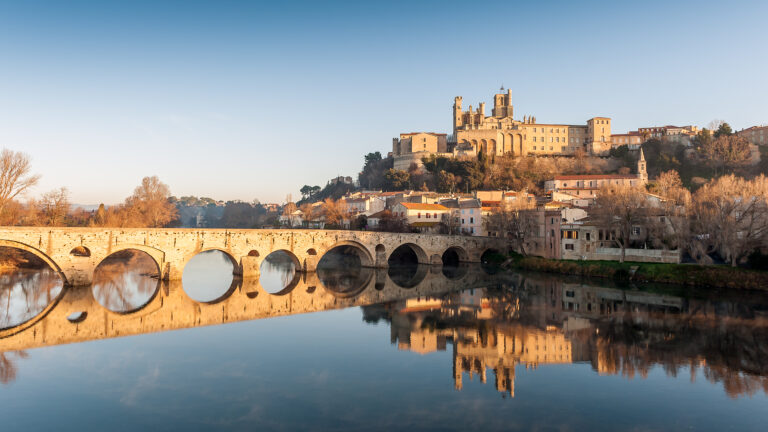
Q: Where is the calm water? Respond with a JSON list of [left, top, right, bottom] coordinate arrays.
[[2, 250, 768, 431]]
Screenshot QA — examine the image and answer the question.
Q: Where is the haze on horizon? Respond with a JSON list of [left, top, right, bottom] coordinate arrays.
[[1, 0, 766, 205]]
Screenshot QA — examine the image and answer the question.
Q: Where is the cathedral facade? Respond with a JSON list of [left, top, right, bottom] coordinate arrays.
[[452, 88, 613, 157], [392, 88, 615, 169]]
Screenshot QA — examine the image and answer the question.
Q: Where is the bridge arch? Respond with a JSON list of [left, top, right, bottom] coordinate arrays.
[[387, 243, 428, 266], [183, 248, 238, 270], [319, 267, 374, 299], [442, 246, 469, 265], [183, 276, 240, 305], [318, 241, 374, 268], [95, 244, 164, 277], [0, 239, 67, 284], [259, 249, 302, 295], [261, 249, 301, 269], [69, 246, 91, 257], [92, 248, 162, 314], [261, 270, 301, 296]]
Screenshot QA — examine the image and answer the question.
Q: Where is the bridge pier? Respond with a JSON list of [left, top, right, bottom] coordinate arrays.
[[238, 256, 261, 278], [62, 267, 94, 286], [161, 261, 184, 281], [299, 254, 319, 273]]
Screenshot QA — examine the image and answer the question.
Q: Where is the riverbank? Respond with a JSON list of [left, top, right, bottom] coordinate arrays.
[[499, 253, 768, 291], [0, 249, 46, 271]]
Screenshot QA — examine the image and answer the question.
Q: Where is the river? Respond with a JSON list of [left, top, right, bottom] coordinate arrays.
[[1, 248, 767, 431]]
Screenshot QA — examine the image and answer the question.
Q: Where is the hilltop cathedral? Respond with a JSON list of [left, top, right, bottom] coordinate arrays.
[[393, 87, 616, 170]]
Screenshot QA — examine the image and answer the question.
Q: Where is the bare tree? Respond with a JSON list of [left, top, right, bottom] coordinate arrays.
[[707, 119, 725, 131], [36, 187, 70, 226], [592, 184, 649, 263], [0, 150, 40, 219], [124, 176, 177, 227], [298, 203, 314, 227], [282, 202, 297, 216], [699, 135, 751, 175], [485, 198, 537, 255], [692, 175, 768, 266], [322, 198, 350, 228], [651, 170, 683, 197], [648, 175, 691, 253]]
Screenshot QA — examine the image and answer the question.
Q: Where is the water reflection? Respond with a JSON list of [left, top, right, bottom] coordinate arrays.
[[0, 350, 27, 384], [317, 246, 373, 297], [441, 262, 469, 280], [259, 251, 298, 294], [182, 250, 235, 302], [92, 250, 159, 313], [371, 275, 768, 399], [0, 268, 63, 329], [2, 262, 768, 403]]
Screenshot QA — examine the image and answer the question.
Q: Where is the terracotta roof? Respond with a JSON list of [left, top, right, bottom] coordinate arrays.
[[398, 202, 449, 211], [554, 174, 638, 181], [367, 210, 389, 219], [400, 132, 447, 136]]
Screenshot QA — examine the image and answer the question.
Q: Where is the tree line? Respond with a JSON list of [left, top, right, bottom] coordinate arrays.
[[487, 169, 768, 267], [0, 148, 177, 228]]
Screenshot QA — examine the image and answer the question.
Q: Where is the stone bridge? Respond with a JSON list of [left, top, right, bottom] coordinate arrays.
[[0, 266, 502, 353], [0, 227, 504, 286]]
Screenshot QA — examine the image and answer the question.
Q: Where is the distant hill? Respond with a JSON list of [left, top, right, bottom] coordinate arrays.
[[71, 204, 109, 212]]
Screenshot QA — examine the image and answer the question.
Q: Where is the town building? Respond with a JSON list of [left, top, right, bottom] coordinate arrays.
[[737, 125, 768, 146], [342, 195, 386, 217], [391, 202, 450, 233], [635, 125, 699, 146], [559, 218, 680, 263], [523, 209, 562, 259], [392, 132, 448, 170], [609, 132, 643, 149], [439, 198, 483, 236], [544, 150, 648, 198]]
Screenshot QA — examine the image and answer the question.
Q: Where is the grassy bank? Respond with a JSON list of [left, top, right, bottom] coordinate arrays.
[[501, 253, 768, 291]]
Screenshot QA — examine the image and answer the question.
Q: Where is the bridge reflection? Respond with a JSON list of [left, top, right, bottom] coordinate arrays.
[[0, 264, 498, 352]]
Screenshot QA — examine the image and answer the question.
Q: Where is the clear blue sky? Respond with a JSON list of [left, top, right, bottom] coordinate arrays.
[[1, 0, 766, 204]]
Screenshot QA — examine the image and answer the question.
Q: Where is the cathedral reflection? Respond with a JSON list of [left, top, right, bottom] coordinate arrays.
[[365, 275, 768, 399]]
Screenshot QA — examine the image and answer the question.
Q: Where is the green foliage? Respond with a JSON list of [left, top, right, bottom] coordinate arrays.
[[609, 144, 630, 159], [714, 122, 733, 138], [421, 155, 483, 193], [358, 152, 393, 190], [692, 128, 712, 149], [300, 185, 321, 199], [298, 181, 354, 205], [383, 169, 410, 191]]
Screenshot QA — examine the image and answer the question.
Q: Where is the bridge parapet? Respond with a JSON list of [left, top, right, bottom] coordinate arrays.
[[0, 228, 505, 286]]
